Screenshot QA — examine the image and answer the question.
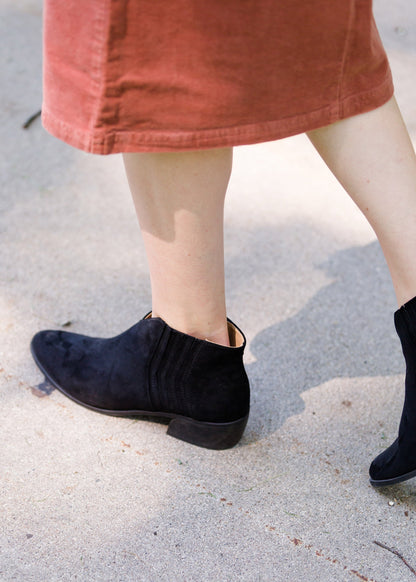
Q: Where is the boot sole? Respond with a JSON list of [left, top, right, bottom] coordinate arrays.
[[369, 467, 416, 487], [31, 343, 248, 450]]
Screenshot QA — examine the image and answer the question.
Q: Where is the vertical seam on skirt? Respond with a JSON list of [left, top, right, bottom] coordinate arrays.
[[89, 0, 113, 141], [336, 0, 355, 116]]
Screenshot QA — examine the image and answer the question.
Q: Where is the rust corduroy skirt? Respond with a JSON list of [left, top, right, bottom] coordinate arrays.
[[42, 0, 394, 154]]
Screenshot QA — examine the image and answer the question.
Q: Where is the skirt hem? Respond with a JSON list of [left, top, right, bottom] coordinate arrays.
[[42, 74, 394, 155]]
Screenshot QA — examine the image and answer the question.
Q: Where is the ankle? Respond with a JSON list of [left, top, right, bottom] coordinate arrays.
[[200, 324, 231, 347], [151, 311, 230, 347]]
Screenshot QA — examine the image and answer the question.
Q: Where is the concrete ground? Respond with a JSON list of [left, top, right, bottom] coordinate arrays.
[[1, 1, 416, 580]]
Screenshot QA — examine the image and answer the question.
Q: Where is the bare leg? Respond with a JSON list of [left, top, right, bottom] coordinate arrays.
[[123, 148, 232, 346], [308, 96, 416, 485], [307, 96, 416, 307]]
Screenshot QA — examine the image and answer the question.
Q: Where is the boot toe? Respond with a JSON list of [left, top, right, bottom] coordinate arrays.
[[30, 324, 158, 412], [31, 330, 70, 385], [369, 451, 388, 482], [369, 439, 416, 486], [31, 329, 97, 400]]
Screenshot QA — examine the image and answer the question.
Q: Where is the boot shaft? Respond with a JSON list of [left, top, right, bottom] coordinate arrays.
[[147, 317, 250, 423]]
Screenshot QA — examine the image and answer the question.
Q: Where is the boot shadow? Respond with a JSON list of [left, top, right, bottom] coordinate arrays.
[[245, 240, 402, 440]]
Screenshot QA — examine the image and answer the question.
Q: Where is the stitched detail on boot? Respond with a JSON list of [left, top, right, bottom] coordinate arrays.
[[156, 330, 179, 412], [147, 326, 170, 411], [169, 334, 198, 414], [178, 338, 203, 418], [148, 328, 200, 416]]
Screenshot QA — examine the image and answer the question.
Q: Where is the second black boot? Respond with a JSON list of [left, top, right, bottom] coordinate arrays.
[[30, 314, 250, 450], [370, 296, 416, 486]]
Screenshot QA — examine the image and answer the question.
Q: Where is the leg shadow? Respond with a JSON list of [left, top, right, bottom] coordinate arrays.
[[246, 240, 402, 438]]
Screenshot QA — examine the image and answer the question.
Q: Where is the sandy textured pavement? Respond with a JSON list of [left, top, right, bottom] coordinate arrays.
[[1, 1, 416, 580]]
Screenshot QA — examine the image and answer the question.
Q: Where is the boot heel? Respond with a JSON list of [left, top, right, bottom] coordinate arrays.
[[167, 414, 249, 450]]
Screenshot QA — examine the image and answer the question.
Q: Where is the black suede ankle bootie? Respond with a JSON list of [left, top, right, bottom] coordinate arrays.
[[370, 296, 416, 486], [30, 314, 250, 449]]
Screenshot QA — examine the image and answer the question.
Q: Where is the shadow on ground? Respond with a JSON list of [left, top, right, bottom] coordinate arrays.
[[246, 239, 401, 439]]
